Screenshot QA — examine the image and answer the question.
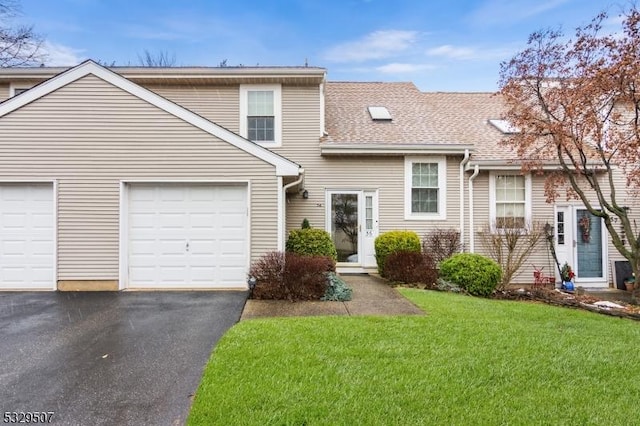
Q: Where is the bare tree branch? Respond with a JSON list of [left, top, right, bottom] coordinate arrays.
[[0, 0, 46, 67], [137, 49, 176, 67], [499, 6, 640, 299]]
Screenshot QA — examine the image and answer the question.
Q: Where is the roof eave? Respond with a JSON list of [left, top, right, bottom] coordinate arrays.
[[0, 65, 327, 83], [320, 143, 475, 156]]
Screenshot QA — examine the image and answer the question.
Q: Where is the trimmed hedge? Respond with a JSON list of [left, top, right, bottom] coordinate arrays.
[[439, 253, 502, 297], [286, 228, 338, 263], [374, 230, 421, 277]]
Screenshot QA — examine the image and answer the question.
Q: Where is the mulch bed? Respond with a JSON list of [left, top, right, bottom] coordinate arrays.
[[493, 287, 640, 321]]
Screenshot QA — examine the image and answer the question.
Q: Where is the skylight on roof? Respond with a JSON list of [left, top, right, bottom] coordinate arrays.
[[488, 119, 519, 134], [368, 106, 392, 121]]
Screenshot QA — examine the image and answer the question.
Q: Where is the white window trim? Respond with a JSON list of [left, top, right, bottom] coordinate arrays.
[[404, 156, 447, 220], [9, 83, 31, 97], [239, 84, 282, 147], [489, 171, 532, 232]]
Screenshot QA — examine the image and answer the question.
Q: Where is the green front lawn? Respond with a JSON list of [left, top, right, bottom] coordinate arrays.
[[188, 290, 640, 425]]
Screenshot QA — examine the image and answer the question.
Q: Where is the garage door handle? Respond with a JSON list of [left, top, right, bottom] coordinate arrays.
[[186, 241, 190, 252]]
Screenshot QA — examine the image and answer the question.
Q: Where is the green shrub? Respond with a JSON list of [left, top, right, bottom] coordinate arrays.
[[322, 272, 353, 301], [286, 228, 337, 262], [301, 218, 311, 229], [374, 230, 421, 277], [384, 251, 438, 286], [439, 253, 502, 297]]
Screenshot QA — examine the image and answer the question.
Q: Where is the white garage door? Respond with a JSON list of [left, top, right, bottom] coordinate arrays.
[[128, 184, 248, 289], [0, 183, 55, 290]]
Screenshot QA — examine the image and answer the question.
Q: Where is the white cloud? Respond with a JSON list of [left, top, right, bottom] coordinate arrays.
[[426, 44, 515, 62], [323, 30, 419, 63], [376, 63, 436, 73], [426, 45, 476, 60], [41, 41, 84, 66], [469, 0, 570, 25]]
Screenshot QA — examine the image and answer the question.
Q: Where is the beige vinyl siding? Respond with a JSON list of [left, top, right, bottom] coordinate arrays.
[[0, 83, 8, 102], [0, 75, 278, 281], [142, 84, 240, 132]]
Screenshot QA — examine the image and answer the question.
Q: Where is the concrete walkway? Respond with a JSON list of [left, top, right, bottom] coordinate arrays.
[[241, 274, 424, 320]]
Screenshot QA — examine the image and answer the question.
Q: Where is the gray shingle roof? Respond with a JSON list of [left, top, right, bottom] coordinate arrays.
[[323, 81, 520, 161]]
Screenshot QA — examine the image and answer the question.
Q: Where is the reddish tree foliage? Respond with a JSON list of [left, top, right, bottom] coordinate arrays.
[[499, 6, 640, 299]]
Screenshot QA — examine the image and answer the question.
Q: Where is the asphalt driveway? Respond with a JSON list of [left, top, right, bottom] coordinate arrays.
[[0, 291, 247, 425]]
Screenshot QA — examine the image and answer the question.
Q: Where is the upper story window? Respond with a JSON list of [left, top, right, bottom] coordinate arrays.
[[404, 156, 447, 220], [240, 84, 281, 147], [489, 173, 532, 230]]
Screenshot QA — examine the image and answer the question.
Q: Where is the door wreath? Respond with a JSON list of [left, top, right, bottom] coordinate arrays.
[[579, 213, 591, 243]]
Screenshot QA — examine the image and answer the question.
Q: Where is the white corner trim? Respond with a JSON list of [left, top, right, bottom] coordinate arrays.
[[52, 179, 59, 291], [118, 180, 127, 290], [404, 156, 447, 221], [0, 61, 299, 177], [239, 83, 282, 148], [277, 176, 284, 251]]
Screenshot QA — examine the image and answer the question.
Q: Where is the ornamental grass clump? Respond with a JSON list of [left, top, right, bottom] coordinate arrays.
[[439, 253, 502, 297]]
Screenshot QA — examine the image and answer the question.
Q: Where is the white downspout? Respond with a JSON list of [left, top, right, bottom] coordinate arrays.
[[468, 165, 480, 253], [459, 149, 470, 251], [279, 169, 305, 250]]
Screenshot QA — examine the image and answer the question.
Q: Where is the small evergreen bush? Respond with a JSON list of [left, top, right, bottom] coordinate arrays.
[[286, 228, 338, 263], [374, 230, 421, 277], [436, 278, 463, 293], [249, 252, 334, 301], [322, 272, 353, 301], [384, 251, 438, 286], [301, 218, 311, 229], [439, 253, 502, 297]]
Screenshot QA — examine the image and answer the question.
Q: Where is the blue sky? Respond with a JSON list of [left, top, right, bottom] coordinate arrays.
[[16, 0, 624, 91]]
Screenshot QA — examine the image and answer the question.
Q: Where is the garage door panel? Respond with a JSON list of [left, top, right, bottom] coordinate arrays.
[[129, 213, 156, 229], [0, 184, 55, 290], [128, 184, 248, 289], [158, 214, 188, 229], [190, 213, 217, 228], [221, 240, 244, 255], [32, 213, 54, 229]]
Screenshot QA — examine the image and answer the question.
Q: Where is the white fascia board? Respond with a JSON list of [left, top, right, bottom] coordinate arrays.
[[0, 60, 301, 177], [465, 160, 594, 171], [321, 143, 474, 155]]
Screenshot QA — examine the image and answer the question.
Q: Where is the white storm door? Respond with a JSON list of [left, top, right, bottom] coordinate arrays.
[[0, 183, 55, 290], [327, 190, 378, 267], [363, 191, 379, 268], [128, 184, 247, 289]]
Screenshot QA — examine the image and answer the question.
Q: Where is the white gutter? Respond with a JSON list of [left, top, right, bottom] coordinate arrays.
[[319, 82, 326, 137], [459, 149, 470, 250], [468, 165, 480, 252], [321, 143, 474, 155], [278, 170, 305, 250]]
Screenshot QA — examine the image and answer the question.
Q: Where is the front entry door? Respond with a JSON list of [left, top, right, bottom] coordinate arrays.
[[327, 190, 378, 268], [555, 206, 607, 287]]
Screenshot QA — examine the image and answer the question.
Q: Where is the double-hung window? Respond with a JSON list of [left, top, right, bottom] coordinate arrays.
[[404, 156, 446, 220], [240, 84, 281, 146], [490, 173, 531, 230]]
